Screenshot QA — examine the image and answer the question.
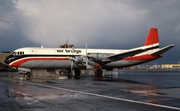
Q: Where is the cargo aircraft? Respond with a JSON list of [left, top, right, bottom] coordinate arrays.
[[4, 28, 175, 79]]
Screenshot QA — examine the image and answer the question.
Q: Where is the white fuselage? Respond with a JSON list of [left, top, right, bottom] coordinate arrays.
[[6, 47, 160, 70]]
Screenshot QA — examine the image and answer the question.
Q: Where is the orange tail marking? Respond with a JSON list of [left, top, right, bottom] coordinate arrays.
[[144, 28, 159, 46]]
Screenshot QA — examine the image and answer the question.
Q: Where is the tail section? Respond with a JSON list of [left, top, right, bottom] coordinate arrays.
[[150, 44, 175, 55], [144, 28, 159, 46], [144, 28, 175, 56]]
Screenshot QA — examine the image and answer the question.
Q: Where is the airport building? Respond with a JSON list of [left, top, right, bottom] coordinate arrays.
[[0, 53, 10, 70], [161, 64, 180, 69]]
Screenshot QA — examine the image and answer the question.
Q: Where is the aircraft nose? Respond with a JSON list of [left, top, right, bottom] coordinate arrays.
[[4, 57, 9, 64], [4, 56, 11, 64]]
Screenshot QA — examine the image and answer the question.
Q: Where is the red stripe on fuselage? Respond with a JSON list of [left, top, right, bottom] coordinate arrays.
[[10, 55, 162, 67], [10, 57, 70, 67], [123, 54, 162, 61]]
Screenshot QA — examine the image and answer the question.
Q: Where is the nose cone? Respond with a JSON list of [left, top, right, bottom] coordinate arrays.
[[4, 56, 12, 65], [4, 57, 10, 64]]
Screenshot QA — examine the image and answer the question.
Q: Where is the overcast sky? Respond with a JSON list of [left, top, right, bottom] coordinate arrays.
[[0, 0, 180, 64]]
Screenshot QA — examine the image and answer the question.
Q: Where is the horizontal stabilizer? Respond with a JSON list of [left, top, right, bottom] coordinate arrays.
[[150, 44, 175, 55]]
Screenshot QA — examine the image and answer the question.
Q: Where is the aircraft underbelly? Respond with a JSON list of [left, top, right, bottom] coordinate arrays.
[[20, 60, 85, 69], [104, 60, 145, 68], [19, 59, 146, 69]]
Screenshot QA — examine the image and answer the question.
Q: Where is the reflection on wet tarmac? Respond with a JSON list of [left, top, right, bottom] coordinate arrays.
[[0, 70, 180, 111]]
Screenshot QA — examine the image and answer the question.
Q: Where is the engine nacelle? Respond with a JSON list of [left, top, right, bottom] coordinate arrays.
[[88, 53, 108, 60], [73, 56, 83, 63]]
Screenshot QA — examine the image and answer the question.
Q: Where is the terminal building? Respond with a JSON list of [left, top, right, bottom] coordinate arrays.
[[161, 64, 180, 69], [0, 52, 10, 70]]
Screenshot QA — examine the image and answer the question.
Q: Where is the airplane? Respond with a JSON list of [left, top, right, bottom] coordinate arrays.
[[4, 28, 175, 79]]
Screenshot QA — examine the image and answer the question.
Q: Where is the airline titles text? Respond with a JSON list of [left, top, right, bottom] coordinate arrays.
[[57, 49, 82, 54]]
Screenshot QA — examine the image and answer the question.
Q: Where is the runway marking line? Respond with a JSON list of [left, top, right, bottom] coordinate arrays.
[[23, 81, 180, 110]]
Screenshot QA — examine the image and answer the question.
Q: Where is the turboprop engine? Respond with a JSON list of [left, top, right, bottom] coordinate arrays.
[[88, 53, 108, 60]]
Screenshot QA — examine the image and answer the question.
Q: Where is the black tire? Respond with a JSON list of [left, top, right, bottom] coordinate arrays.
[[74, 69, 81, 79], [95, 68, 103, 77]]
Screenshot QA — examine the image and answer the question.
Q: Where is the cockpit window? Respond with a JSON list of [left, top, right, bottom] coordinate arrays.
[[11, 52, 15, 55], [11, 51, 24, 55]]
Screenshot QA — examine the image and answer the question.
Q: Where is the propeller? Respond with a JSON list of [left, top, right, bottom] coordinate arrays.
[[84, 43, 101, 76], [70, 46, 75, 75], [70, 57, 74, 75], [86, 42, 88, 69], [85, 43, 89, 69]]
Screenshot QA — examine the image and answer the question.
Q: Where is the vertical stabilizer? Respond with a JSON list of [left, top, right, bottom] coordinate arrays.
[[144, 28, 159, 46]]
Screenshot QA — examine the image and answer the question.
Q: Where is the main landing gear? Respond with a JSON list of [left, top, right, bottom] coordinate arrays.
[[74, 69, 81, 79], [68, 65, 103, 80], [67, 69, 81, 79], [94, 65, 103, 80], [73, 66, 103, 80]]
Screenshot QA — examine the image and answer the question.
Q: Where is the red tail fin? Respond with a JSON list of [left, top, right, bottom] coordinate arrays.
[[144, 28, 159, 46]]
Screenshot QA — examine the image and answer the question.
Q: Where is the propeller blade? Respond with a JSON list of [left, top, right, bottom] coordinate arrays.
[[85, 42, 88, 69], [86, 57, 88, 69], [71, 59, 73, 75]]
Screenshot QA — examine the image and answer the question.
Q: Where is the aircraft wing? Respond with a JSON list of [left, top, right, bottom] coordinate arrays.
[[107, 48, 146, 61], [86, 48, 147, 65], [87, 44, 160, 64], [106, 43, 160, 61]]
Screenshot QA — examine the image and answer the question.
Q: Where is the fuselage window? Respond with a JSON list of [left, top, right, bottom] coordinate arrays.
[[20, 52, 24, 55]]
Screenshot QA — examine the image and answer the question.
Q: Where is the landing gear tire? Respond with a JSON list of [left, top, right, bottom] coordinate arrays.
[[95, 69, 103, 77], [67, 70, 73, 79], [94, 66, 103, 81], [74, 69, 81, 79]]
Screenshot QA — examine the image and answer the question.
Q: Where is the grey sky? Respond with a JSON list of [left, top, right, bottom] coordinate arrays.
[[0, 0, 179, 64]]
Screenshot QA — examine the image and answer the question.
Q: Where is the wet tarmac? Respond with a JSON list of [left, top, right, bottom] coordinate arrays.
[[0, 70, 180, 111]]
